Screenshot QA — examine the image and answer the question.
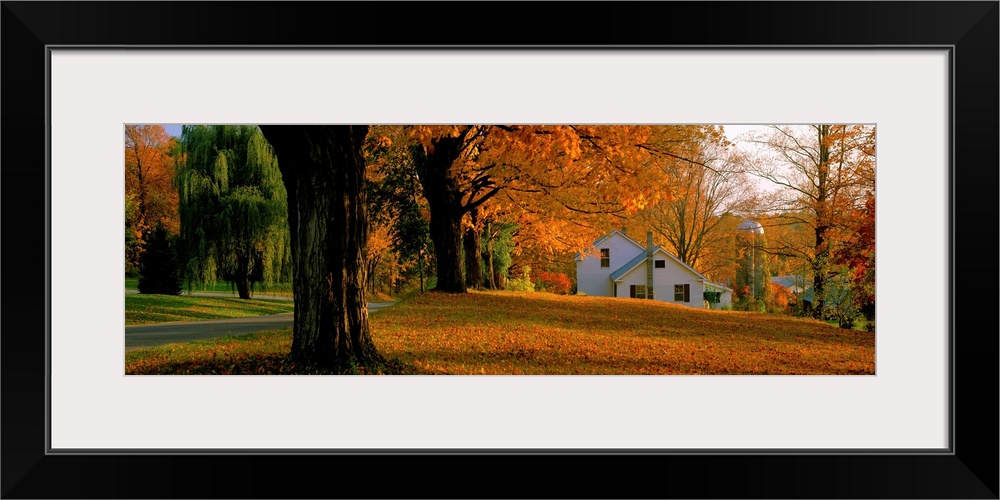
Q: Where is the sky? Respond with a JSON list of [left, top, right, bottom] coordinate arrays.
[[720, 124, 764, 144], [163, 124, 183, 138]]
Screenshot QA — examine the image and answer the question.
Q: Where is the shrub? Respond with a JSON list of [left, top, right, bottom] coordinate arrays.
[[138, 225, 182, 295], [533, 270, 571, 294], [505, 265, 534, 292], [506, 278, 535, 292]]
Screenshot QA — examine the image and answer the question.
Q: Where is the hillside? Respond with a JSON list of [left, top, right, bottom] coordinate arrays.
[[125, 290, 875, 375], [372, 291, 875, 375]]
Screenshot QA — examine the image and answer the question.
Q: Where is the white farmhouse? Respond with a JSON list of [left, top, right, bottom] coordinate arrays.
[[575, 229, 732, 309]]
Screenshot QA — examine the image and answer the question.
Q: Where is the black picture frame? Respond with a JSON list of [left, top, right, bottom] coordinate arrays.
[[2, 2, 996, 498]]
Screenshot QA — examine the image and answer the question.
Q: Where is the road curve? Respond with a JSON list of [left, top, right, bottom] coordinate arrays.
[[125, 302, 394, 352]]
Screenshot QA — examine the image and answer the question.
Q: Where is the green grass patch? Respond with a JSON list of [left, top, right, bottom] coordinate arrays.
[[125, 278, 294, 297], [126, 291, 874, 375], [125, 294, 294, 325]]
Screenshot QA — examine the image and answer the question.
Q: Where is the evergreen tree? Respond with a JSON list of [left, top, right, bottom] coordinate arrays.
[[137, 224, 182, 295]]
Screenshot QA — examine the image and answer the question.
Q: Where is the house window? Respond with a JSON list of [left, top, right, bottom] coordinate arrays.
[[674, 284, 690, 302], [654, 260, 665, 268], [630, 284, 647, 299], [600, 248, 610, 268]]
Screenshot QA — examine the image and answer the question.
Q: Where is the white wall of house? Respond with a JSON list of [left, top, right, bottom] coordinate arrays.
[[575, 231, 644, 297], [718, 290, 733, 308], [613, 253, 703, 307], [577, 232, 734, 310]]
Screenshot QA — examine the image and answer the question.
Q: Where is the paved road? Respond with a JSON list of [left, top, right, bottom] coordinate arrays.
[[125, 302, 395, 352]]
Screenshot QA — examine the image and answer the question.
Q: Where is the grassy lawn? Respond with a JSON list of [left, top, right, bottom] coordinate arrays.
[[125, 278, 294, 297], [125, 294, 294, 325], [126, 291, 874, 375]]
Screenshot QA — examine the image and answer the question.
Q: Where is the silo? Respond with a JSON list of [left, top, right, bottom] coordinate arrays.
[[737, 219, 765, 301]]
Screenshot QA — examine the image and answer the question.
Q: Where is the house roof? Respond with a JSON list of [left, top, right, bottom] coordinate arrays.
[[609, 248, 656, 281], [609, 246, 724, 288], [771, 275, 806, 291], [703, 281, 734, 292], [573, 229, 645, 260]]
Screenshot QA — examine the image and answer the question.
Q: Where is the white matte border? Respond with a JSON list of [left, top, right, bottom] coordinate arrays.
[[50, 50, 948, 450]]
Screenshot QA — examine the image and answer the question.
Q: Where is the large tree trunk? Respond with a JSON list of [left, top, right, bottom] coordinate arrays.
[[428, 206, 465, 293], [812, 125, 831, 320], [812, 226, 830, 320], [463, 210, 482, 290], [414, 135, 469, 293], [495, 269, 507, 290], [233, 252, 252, 299], [259, 125, 381, 371]]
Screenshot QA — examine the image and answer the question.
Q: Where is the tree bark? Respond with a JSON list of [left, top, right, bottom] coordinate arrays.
[[427, 205, 465, 293], [463, 209, 482, 290], [811, 125, 831, 320], [230, 252, 252, 299], [259, 125, 381, 371], [234, 264, 251, 300], [495, 269, 507, 290], [414, 134, 470, 293], [812, 226, 830, 320]]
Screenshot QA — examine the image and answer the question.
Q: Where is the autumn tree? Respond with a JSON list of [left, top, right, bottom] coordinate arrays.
[[124, 124, 179, 273], [834, 126, 876, 325], [410, 126, 491, 293], [745, 125, 875, 319], [634, 129, 754, 276], [258, 125, 382, 370], [177, 125, 291, 299], [410, 125, 701, 293], [365, 127, 432, 295]]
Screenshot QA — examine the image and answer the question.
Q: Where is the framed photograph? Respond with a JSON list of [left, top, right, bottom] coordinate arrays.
[[3, 2, 996, 498]]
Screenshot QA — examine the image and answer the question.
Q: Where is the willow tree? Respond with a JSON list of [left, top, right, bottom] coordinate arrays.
[[177, 125, 290, 299], [258, 125, 381, 370]]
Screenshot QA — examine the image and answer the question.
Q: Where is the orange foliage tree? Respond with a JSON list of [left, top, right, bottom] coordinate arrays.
[[364, 126, 432, 295], [629, 128, 757, 278], [409, 125, 712, 293], [834, 126, 876, 319], [124, 124, 179, 274]]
